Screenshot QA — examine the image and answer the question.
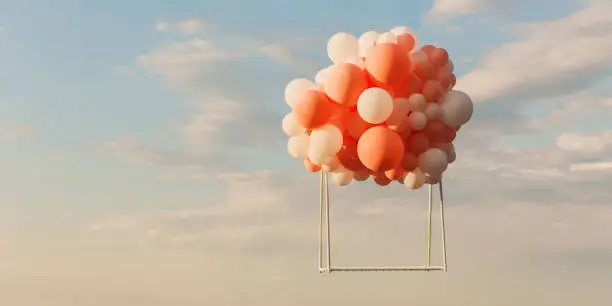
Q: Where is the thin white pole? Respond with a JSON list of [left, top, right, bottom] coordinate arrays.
[[324, 170, 331, 273], [427, 184, 433, 267], [439, 180, 448, 272], [318, 170, 324, 272]]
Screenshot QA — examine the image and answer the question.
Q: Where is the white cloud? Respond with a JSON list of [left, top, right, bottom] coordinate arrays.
[[425, 0, 489, 22], [0, 124, 38, 141], [155, 19, 206, 35], [456, 0, 612, 103], [556, 130, 612, 154]]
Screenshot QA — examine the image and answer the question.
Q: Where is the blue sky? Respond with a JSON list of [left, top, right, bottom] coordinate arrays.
[[1, 0, 612, 305]]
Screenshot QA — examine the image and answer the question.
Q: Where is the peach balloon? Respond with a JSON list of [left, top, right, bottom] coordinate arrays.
[[357, 126, 405, 172], [324, 63, 369, 108], [413, 61, 436, 81], [293, 90, 334, 129], [304, 158, 321, 172], [423, 119, 447, 142], [406, 132, 430, 155], [346, 112, 373, 139], [420, 44, 436, 54], [422, 80, 444, 102], [403, 73, 423, 97], [365, 43, 412, 95], [429, 48, 449, 67], [396, 33, 416, 53]]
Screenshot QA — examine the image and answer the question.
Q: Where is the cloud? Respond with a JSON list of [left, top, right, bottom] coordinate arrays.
[[424, 0, 528, 23], [0, 124, 38, 141], [556, 130, 612, 154], [155, 19, 206, 35], [456, 0, 612, 103]]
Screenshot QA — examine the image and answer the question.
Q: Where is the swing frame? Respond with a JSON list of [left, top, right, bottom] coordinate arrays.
[[317, 169, 448, 273]]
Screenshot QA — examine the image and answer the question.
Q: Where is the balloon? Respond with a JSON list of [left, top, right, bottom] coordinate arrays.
[[353, 170, 369, 182], [420, 44, 436, 54], [376, 32, 397, 44], [386, 98, 411, 128], [373, 172, 392, 186], [418, 148, 448, 177], [401, 152, 418, 172], [441, 60, 454, 74], [364, 43, 412, 94], [304, 158, 321, 172], [345, 57, 365, 69], [407, 93, 427, 112], [357, 126, 404, 172], [293, 90, 335, 129], [337, 137, 367, 171], [324, 155, 341, 172], [440, 90, 474, 127], [357, 87, 394, 124], [309, 124, 343, 164], [410, 51, 428, 65], [422, 80, 444, 102], [447, 143, 457, 163], [323, 63, 368, 108], [390, 26, 419, 51], [331, 168, 354, 186], [358, 31, 380, 58], [425, 174, 441, 185], [407, 111, 427, 130], [346, 111, 373, 139], [424, 103, 442, 120], [407, 132, 430, 155], [396, 34, 416, 53], [423, 119, 448, 142], [404, 73, 423, 97], [285, 78, 316, 108], [413, 61, 436, 81], [404, 169, 426, 189], [282, 113, 305, 136], [327, 33, 359, 64], [429, 48, 449, 67], [385, 166, 405, 181], [315, 67, 331, 85], [287, 135, 310, 158]]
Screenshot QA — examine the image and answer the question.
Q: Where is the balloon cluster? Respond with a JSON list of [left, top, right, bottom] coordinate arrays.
[[282, 26, 474, 190]]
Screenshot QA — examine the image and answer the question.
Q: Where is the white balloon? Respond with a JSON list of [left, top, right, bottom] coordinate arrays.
[[386, 98, 411, 126], [407, 93, 427, 112], [377, 32, 397, 44], [324, 155, 341, 172], [314, 67, 331, 85], [309, 124, 343, 158], [357, 87, 394, 124], [440, 90, 474, 127], [327, 32, 359, 64], [404, 169, 426, 190], [418, 148, 449, 177], [287, 135, 309, 159], [390, 26, 419, 52], [407, 112, 427, 130], [447, 143, 456, 163], [345, 57, 365, 69], [281, 113, 305, 136], [331, 169, 354, 186], [424, 103, 442, 120], [285, 78, 316, 108], [358, 31, 380, 58]]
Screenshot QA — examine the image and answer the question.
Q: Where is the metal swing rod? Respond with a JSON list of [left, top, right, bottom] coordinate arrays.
[[318, 169, 448, 273]]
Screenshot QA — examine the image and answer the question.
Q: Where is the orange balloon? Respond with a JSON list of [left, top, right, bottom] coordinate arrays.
[[346, 112, 373, 139], [429, 48, 449, 67], [406, 132, 430, 155], [385, 166, 405, 181], [413, 61, 436, 81], [304, 158, 321, 172], [396, 33, 416, 53], [422, 80, 444, 102], [365, 43, 412, 95], [337, 137, 367, 172], [373, 172, 392, 186], [401, 152, 418, 172], [293, 90, 334, 129], [324, 63, 369, 108], [357, 126, 405, 172]]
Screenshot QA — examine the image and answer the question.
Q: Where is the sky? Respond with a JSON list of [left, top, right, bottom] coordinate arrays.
[[1, 0, 612, 305]]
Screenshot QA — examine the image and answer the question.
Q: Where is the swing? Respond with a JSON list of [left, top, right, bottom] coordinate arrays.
[[317, 169, 448, 273]]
